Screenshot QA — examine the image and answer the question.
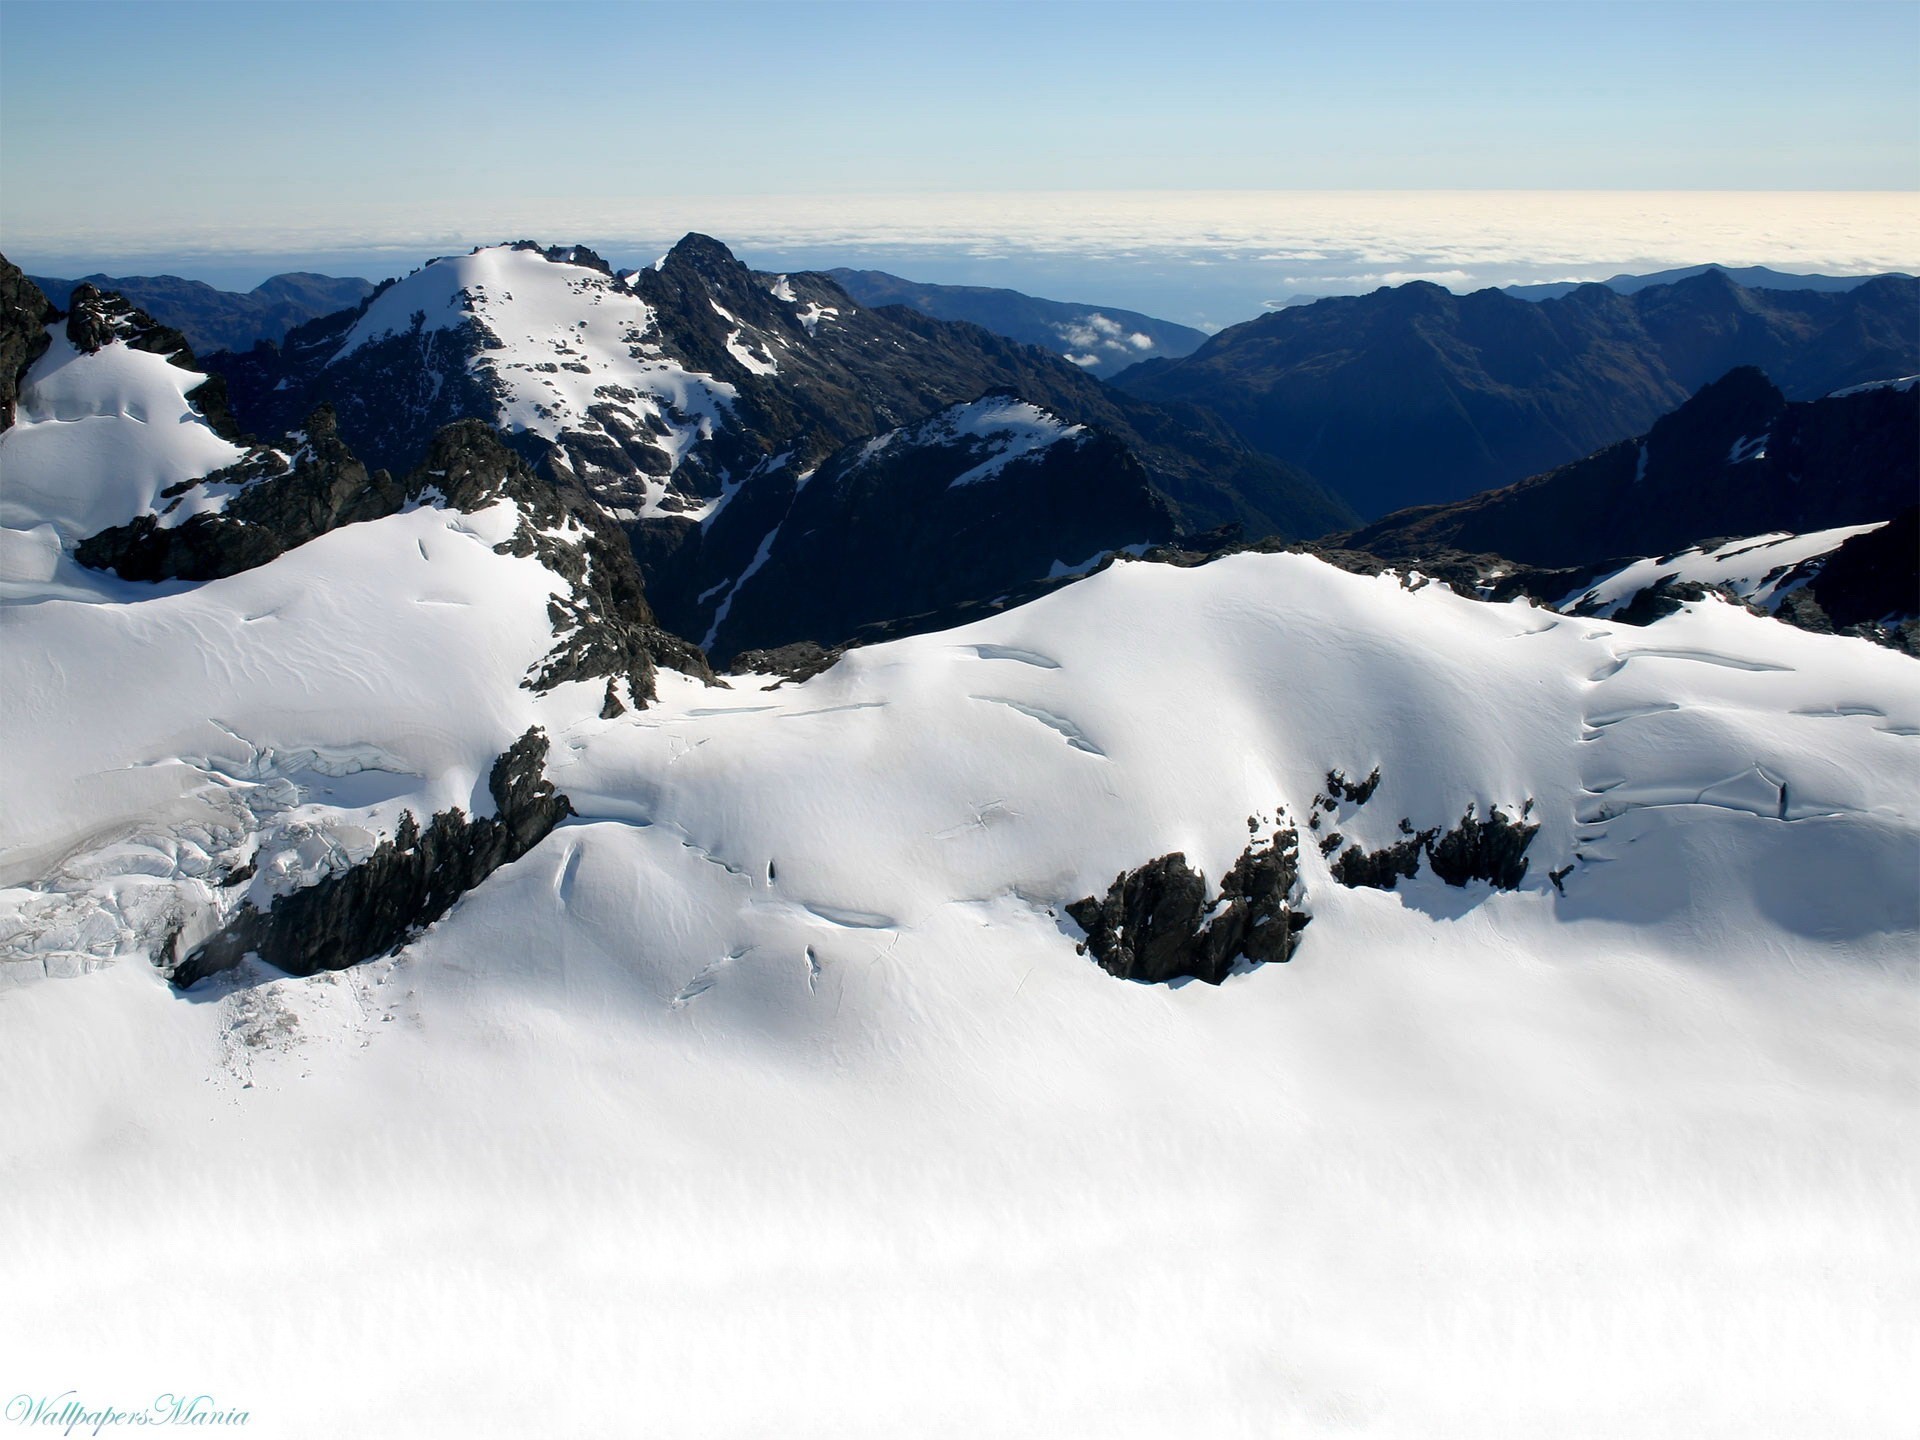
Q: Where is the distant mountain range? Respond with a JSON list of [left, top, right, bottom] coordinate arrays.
[[825, 270, 1208, 378], [1502, 264, 1915, 302], [1114, 268, 1919, 518], [26, 271, 373, 355]]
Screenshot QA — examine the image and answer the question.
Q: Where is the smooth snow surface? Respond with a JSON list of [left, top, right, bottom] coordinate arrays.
[[1564, 523, 1887, 616], [3, 476, 1918, 1435]]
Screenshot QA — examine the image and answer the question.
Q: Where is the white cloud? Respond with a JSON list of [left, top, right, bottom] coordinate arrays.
[[1126, 332, 1154, 350], [15, 192, 1919, 279]]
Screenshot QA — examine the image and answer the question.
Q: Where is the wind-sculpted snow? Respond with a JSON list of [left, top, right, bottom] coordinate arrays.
[[0, 327, 245, 544], [2, 526, 1917, 1433]]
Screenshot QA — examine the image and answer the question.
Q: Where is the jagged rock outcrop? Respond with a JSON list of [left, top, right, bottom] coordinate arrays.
[[1068, 820, 1310, 985], [170, 730, 572, 987], [1330, 831, 1433, 890], [1425, 803, 1540, 890], [77, 404, 394, 579], [1310, 767, 1541, 893], [1323, 767, 1382, 805], [0, 254, 54, 431]]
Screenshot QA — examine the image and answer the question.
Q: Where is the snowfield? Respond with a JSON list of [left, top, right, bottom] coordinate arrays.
[[2, 322, 1918, 1437]]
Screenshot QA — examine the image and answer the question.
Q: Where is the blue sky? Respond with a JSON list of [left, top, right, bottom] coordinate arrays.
[[4, 0, 1914, 209], [1, 0, 1915, 320]]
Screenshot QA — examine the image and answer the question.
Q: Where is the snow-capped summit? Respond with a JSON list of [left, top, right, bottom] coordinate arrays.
[[209, 235, 1350, 534]]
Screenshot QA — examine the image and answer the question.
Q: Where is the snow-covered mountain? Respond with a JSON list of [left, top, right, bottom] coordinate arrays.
[[202, 237, 1349, 657], [3, 251, 1918, 1436]]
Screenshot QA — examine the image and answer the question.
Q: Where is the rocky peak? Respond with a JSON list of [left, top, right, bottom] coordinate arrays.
[[0, 254, 55, 431], [1645, 365, 1786, 476], [661, 232, 747, 282]]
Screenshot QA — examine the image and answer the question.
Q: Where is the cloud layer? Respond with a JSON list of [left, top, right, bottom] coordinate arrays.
[[9, 191, 1915, 330]]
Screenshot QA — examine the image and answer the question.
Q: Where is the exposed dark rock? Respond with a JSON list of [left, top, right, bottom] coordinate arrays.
[[171, 730, 571, 987], [204, 235, 1355, 663], [729, 640, 843, 684], [1425, 804, 1540, 890], [79, 405, 392, 579], [1322, 779, 1538, 891], [686, 396, 1179, 661], [1325, 767, 1382, 805], [1331, 833, 1433, 890], [0, 254, 54, 431], [1610, 577, 1716, 627], [1067, 822, 1310, 985]]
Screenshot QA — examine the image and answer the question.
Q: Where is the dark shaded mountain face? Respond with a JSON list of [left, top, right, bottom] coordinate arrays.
[[825, 269, 1208, 379], [1782, 507, 1920, 633], [1337, 368, 1919, 572], [1114, 270, 1920, 519], [26, 271, 373, 356], [675, 394, 1177, 661]]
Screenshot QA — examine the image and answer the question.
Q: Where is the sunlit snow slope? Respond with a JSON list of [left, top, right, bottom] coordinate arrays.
[[2, 327, 1918, 1436]]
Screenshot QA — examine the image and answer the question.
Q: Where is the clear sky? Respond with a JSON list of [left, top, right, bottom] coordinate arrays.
[[1, 0, 1915, 322]]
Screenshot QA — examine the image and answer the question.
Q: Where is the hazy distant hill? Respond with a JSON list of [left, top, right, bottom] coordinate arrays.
[[1503, 263, 1915, 302], [827, 269, 1207, 379], [27, 271, 373, 355]]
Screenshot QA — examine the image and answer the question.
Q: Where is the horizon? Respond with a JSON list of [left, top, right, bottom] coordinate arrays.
[[7, 187, 1917, 331], [5, 0, 1916, 325]]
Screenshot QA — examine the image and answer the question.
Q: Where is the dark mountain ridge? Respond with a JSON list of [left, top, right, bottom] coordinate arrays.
[[1115, 268, 1919, 519], [1337, 367, 1918, 571]]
